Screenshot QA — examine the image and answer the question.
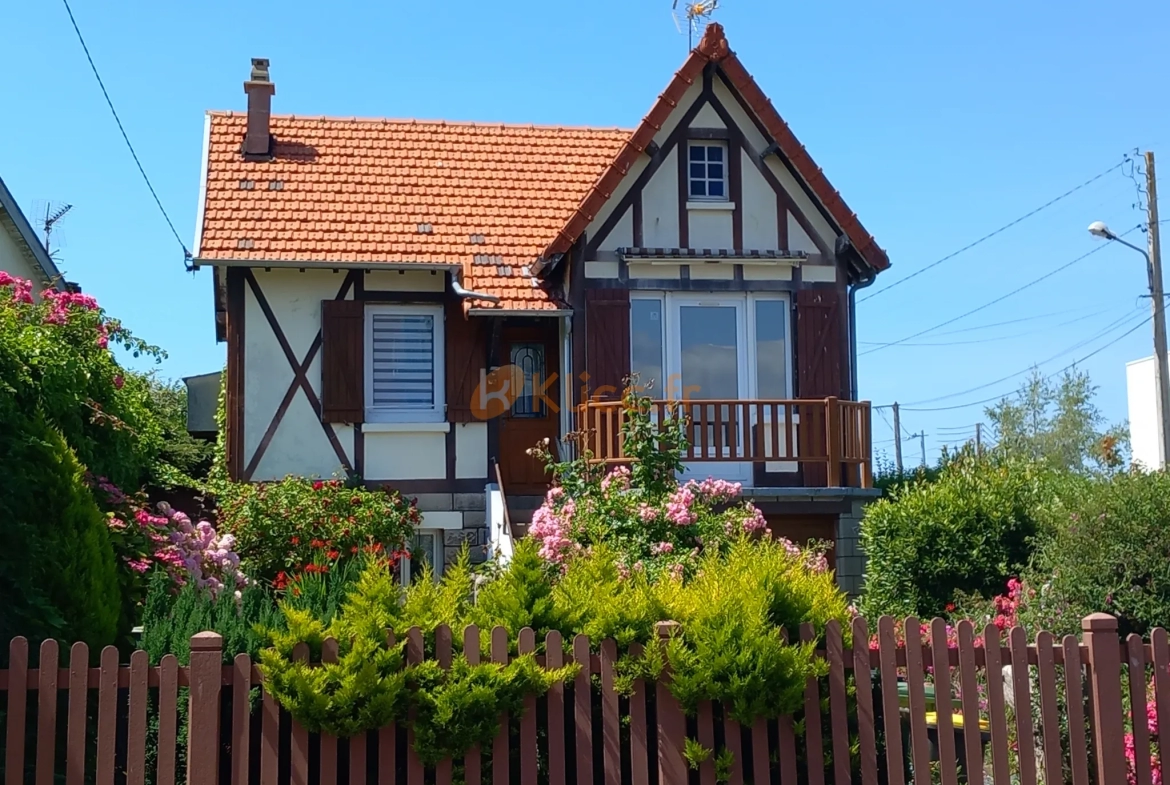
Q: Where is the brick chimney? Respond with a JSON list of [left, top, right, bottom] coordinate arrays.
[[242, 58, 275, 158]]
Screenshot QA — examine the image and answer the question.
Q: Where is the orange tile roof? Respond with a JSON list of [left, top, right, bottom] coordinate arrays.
[[537, 23, 890, 275], [199, 115, 630, 309]]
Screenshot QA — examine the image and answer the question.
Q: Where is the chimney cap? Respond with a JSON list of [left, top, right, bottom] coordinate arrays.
[[249, 58, 270, 83]]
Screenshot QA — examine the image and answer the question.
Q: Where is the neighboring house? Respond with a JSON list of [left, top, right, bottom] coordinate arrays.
[[0, 175, 67, 296], [1126, 354, 1165, 470], [192, 24, 890, 591]]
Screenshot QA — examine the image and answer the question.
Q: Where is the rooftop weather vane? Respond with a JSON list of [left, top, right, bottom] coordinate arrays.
[[672, 0, 719, 48]]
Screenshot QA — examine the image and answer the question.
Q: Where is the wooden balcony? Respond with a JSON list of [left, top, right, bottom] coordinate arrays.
[[576, 397, 873, 489]]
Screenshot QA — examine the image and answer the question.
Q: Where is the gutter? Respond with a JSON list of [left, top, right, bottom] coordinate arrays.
[[848, 267, 878, 402], [450, 271, 501, 304]]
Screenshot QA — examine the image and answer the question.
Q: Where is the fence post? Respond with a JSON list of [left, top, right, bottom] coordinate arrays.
[[1083, 613, 1126, 785], [655, 621, 687, 785], [187, 631, 223, 785]]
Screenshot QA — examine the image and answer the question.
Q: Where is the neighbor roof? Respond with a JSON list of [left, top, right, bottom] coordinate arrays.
[[536, 23, 889, 275], [0, 175, 65, 291], [197, 115, 630, 310]]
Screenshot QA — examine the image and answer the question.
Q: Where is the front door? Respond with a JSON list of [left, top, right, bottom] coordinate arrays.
[[499, 326, 560, 494]]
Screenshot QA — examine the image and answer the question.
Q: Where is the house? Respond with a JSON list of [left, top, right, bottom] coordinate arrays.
[[0, 175, 67, 296], [1126, 354, 1166, 470], [192, 25, 889, 591]]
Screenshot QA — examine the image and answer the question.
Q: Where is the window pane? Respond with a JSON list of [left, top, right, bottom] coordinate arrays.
[[631, 299, 664, 395], [510, 343, 545, 417], [371, 313, 434, 408], [690, 162, 706, 179], [679, 306, 738, 400], [707, 146, 723, 162], [707, 163, 724, 180], [408, 532, 438, 584], [707, 180, 724, 197], [689, 145, 705, 162], [755, 300, 788, 399], [690, 180, 706, 197]]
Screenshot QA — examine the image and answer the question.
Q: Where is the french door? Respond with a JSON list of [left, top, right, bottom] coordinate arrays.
[[666, 295, 753, 484]]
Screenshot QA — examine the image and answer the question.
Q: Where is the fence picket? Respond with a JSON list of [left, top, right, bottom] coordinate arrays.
[[600, 638, 621, 785], [5, 637, 28, 785], [983, 626, 1012, 785], [877, 617, 905, 785], [903, 618, 931, 784], [723, 714, 744, 785], [1062, 635, 1091, 785], [126, 649, 149, 785], [799, 623, 824, 785], [491, 626, 509, 785], [852, 617, 879, 785], [750, 719, 769, 785], [379, 630, 398, 785], [826, 620, 851, 785], [65, 642, 88, 785], [929, 618, 959, 785], [574, 634, 594, 785], [1128, 633, 1153, 785], [546, 631, 568, 785], [407, 628, 425, 785], [436, 624, 454, 785], [1035, 632, 1063, 785], [232, 653, 252, 785], [655, 621, 687, 785], [956, 622, 985, 784], [1153, 628, 1170, 785], [698, 701, 717, 785], [157, 654, 178, 785], [1009, 626, 1038, 785], [96, 645, 118, 785], [260, 669, 279, 785], [321, 638, 340, 785], [35, 639, 59, 785], [290, 642, 310, 785], [519, 628, 539, 785], [463, 626, 481, 785]]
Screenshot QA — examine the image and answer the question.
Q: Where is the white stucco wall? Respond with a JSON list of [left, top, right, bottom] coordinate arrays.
[[595, 206, 633, 253], [0, 225, 47, 294], [741, 150, 778, 251], [642, 147, 680, 249], [242, 268, 458, 482], [1127, 355, 1164, 470]]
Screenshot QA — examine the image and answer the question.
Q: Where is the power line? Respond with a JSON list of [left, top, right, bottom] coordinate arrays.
[[859, 308, 1115, 348], [861, 224, 1144, 356], [859, 159, 1128, 303], [60, 0, 191, 266], [899, 307, 1146, 407], [900, 313, 1154, 413]]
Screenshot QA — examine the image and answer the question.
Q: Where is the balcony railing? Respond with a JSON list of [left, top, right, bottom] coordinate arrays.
[[576, 397, 872, 489]]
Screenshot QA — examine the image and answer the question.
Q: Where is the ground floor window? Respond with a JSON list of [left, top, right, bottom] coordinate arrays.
[[400, 530, 444, 584], [630, 292, 791, 401]]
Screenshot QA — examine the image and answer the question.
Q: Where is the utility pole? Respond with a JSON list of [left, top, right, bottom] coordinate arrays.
[[910, 431, 926, 468], [892, 402, 904, 475], [975, 423, 983, 458], [1146, 151, 1170, 470]]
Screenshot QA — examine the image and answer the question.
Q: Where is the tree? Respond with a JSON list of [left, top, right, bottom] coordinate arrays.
[[139, 374, 215, 486], [985, 368, 1128, 473]]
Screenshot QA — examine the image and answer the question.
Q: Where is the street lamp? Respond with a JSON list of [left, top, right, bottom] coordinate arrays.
[[1088, 220, 1170, 469]]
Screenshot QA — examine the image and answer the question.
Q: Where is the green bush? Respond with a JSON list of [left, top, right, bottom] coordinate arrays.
[[1021, 469, 1170, 638], [0, 408, 120, 654], [860, 454, 1052, 619], [215, 476, 420, 583]]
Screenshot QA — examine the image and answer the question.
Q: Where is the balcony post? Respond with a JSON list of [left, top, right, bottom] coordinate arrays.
[[860, 401, 873, 489], [825, 397, 841, 487]]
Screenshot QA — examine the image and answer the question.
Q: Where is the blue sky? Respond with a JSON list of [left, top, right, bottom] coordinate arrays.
[[2, 0, 1168, 464]]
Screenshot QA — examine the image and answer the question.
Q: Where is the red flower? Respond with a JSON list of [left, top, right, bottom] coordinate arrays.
[[351, 546, 359, 554], [312, 481, 324, 491], [273, 571, 289, 590], [945, 602, 956, 613], [290, 536, 300, 545], [327, 549, 340, 560], [310, 539, 326, 549]]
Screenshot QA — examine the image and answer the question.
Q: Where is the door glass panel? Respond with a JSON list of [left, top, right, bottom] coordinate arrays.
[[631, 298, 664, 396], [679, 305, 739, 457], [510, 343, 545, 417], [405, 532, 440, 584], [755, 299, 789, 399]]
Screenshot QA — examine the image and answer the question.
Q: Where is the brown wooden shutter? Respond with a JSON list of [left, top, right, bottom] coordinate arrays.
[[320, 299, 364, 423], [446, 300, 484, 423], [795, 288, 843, 399], [585, 288, 631, 401], [795, 288, 843, 486]]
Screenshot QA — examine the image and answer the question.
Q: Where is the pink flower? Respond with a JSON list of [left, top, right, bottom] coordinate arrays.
[[665, 486, 697, 526], [600, 465, 631, 493], [113, 375, 124, 390], [124, 557, 152, 574], [638, 503, 657, 523], [650, 541, 674, 555], [740, 503, 767, 533]]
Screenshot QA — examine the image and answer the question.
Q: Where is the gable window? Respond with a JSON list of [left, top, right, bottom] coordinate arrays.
[[688, 142, 727, 200], [365, 304, 445, 423]]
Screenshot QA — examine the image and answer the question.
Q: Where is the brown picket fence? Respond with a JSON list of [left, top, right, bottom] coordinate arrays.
[[0, 613, 1163, 785]]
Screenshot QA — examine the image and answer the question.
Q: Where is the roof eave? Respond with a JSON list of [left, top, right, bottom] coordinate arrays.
[[0, 175, 66, 291]]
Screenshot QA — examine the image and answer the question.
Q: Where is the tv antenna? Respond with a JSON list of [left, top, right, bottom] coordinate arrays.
[[672, 0, 719, 49], [40, 202, 73, 259]]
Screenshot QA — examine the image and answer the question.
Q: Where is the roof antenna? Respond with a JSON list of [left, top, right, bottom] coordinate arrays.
[[672, 0, 719, 49], [38, 202, 73, 260]]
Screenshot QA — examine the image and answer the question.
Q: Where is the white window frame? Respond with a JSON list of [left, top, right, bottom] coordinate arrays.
[[745, 293, 794, 402], [364, 303, 445, 424], [687, 141, 729, 202], [400, 528, 444, 584], [630, 293, 667, 397]]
